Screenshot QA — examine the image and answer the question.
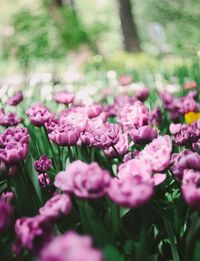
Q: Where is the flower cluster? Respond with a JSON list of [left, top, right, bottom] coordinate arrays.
[[170, 121, 200, 147], [160, 91, 199, 120]]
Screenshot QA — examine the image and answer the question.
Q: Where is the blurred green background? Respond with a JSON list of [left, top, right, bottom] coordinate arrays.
[[0, 0, 200, 79]]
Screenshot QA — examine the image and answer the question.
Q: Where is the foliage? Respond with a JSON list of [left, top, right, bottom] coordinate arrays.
[[135, 0, 200, 55]]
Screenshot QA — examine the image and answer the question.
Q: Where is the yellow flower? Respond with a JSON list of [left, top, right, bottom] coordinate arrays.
[[184, 112, 200, 124]]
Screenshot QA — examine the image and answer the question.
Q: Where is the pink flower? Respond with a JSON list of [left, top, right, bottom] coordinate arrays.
[[0, 142, 28, 164], [170, 150, 200, 180], [1, 191, 15, 203], [119, 75, 132, 86], [118, 158, 152, 181], [14, 215, 52, 254], [0, 127, 29, 146], [44, 117, 59, 133], [169, 123, 182, 134], [0, 109, 21, 127], [26, 104, 53, 127], [130, 125, 158, 144], [107, 176, 153, 208], [81, 122, 119, 149], [55, 160, 110, 199], [54, 91, 75, 105], [117, 101, 149, 132], [182, 169, 200, 209], [149, 108, 162, 126], [40, 231, 103, 261], [123, 152, 135, 163], [7, 91, 23, 106], [48, 124, 80, 146], [87, 104, 103, 118], [34, 155, 52, 173], [39, 194, 72, 220], [139, 135, 172, 172], [115, 95, 136, 108], [60, 107, 88, 131], [38, 173, 51, 187], [135, 88, 149, 102], [104, 133, 129, 158]]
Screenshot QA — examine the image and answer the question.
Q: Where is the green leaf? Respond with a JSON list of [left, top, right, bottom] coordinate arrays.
[[163, 217, 180, 261], [24, 154, 43, 206], [104, 245, 124, 261], [194, 241, 200, 261], [0, 181, 7, 194]]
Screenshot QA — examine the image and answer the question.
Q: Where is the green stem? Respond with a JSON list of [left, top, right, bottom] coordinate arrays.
[[57, 145, 63, 170]]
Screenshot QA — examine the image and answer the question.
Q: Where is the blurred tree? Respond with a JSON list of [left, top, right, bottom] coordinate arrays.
[[1, 9, 65, 73], [139, 0, 200, 55], [1, 1, 106, 72], [117, 0, 140, 52]]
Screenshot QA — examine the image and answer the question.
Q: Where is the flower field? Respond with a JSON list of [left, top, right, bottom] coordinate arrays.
[[1, 70, 200, 261]]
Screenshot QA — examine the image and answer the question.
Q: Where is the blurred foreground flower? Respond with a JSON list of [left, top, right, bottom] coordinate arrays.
[[40, 231, 103, 261]]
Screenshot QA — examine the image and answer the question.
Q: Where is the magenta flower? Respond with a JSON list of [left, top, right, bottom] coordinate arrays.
[[0, 127, 29, 147], [48, 124, 80, 146], [39, 194, 72, 220], [40, 231, 103, 261], [0, 199, 12, 232], [38, 173, 51, 187], [0, 109, 21, 127], [13, 215, 52, 254], [117, 101, 149, 132], [139, 135, 172, 172], [34, 155, 52, 173], [54, 91, 75, 105], [1, 191, 15, 203], [7, 91, 23, 106], [107, 175, 153, 208], [26, 104, 53, 127], [104, 133, 129, 158], [55, 160, 110, 199], [130, 125, 158, 144], [182, 169, 200, 209], [170, 150, 200, 180], [0, 142, 28, 164]]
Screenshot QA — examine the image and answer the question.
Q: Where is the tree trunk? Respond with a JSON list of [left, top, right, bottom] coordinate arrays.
[[54, 0, 63, 6], [117, 0, 140, 52]]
